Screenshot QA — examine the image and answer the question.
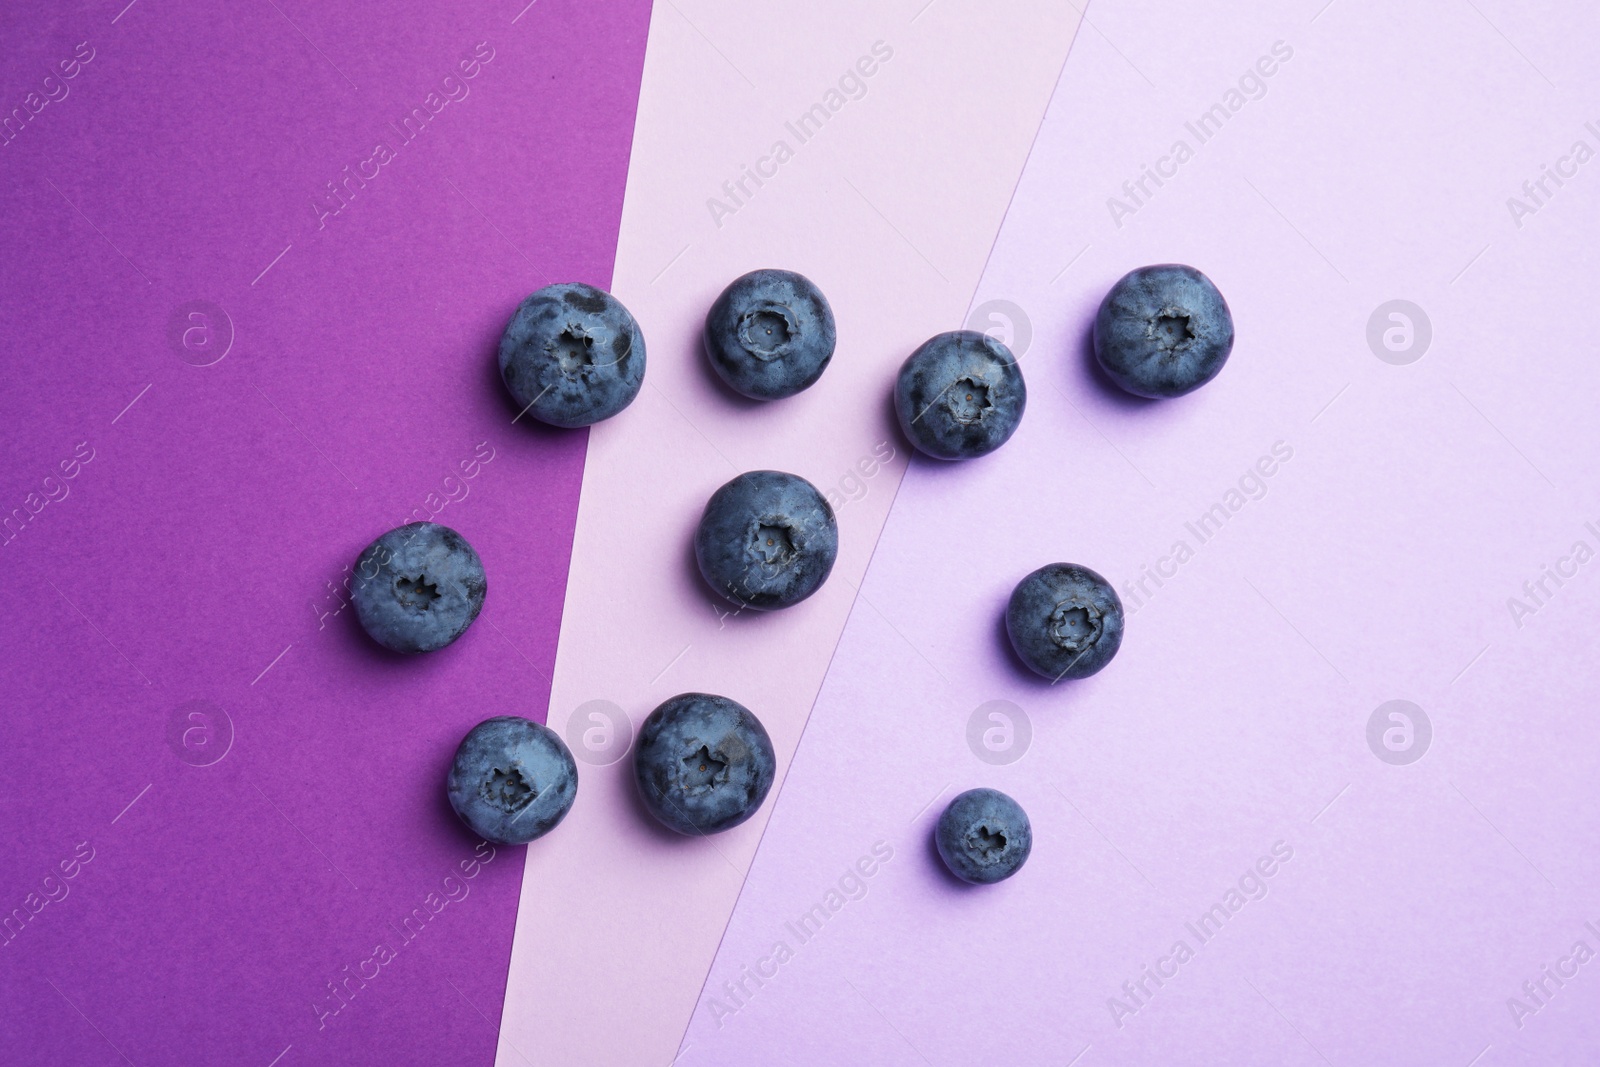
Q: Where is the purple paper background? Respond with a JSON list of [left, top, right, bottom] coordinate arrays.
[[0, 1, 649, 1064]]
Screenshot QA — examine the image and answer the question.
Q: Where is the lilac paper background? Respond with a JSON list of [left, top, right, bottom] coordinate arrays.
[[685, 0, 1600, 1063], [0, 1, 649, 1065]]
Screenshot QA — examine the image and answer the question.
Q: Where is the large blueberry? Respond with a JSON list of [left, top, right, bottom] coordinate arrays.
[[893, 330, 1026, 460], [351, 522, 486, 654], [1093, 264, 1233, 398], [633, 693, 776, 835], [1006, 563, 1124, 680], [447, 716, 578, 845], [498, 282, 646, 427], [936, 788, 1032, 884], [704, 269, 836, 400], [694, 470, 837, 611]]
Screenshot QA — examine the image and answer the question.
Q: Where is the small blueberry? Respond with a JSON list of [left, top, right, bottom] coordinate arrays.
[[1006, 563, 1124, 680], [633, 693, 776, 835], [704, 269, 836, 400], [936, 788, 1032, 884], [694, 470, 838, 611], [1093, 264, 1233, 398], [447, 716, 578, 845], [498, 282, 646, 427], [351, 522, 486, 654], [893, 330, 1026, 460]]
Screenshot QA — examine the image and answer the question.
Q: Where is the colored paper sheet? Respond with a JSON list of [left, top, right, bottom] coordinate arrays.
[[686, 0, 1600, 1063], [0, 2, 648, 1065], [495, 2, 1086, 1064]]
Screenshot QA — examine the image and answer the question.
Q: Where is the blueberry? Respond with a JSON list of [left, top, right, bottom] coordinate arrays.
[[1006, 563, 1124, 681], [694, 470, 838, 611], [893, 330, 1026, 460], [1093, 264, 1233, 398], [703, 269, 836, 400], [498, 282, 646, 427], [447, 716, 578, 845], [633, 693, 776, 835], [351, 522, 486, 654], [936, 788, 1032, 884]]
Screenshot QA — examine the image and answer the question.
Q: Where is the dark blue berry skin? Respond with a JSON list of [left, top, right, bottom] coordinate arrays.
[[351, 522, 486, 654], [448, 717, 578, 845], [936, 788, 1032, 884], [1093, 264, 1233, 399], [633, 693, 776, 835], [704, 269, 836, 400], [498, 282, 646, 427], [694, 470, 837, 611], [1006, 563, 1124, 681], [893, 330, 1026, 460]]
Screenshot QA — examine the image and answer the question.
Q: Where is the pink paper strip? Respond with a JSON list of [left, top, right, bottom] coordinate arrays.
[[495, 2, 1086, 1064]]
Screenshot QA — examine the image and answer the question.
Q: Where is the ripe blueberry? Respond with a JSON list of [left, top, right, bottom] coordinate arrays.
[[936, 788, 1032, 884], [633, 693, 776, 835], [1093, 264, 1233, 398], [351, 522, 486, 654], [694, 470, 838, 611], [893, 330, 1026, 460], [1006, 563, 1124, 680], [498, 282, 646, 427], [704, 269, 836, 400], [448, 716, 578, 845]]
